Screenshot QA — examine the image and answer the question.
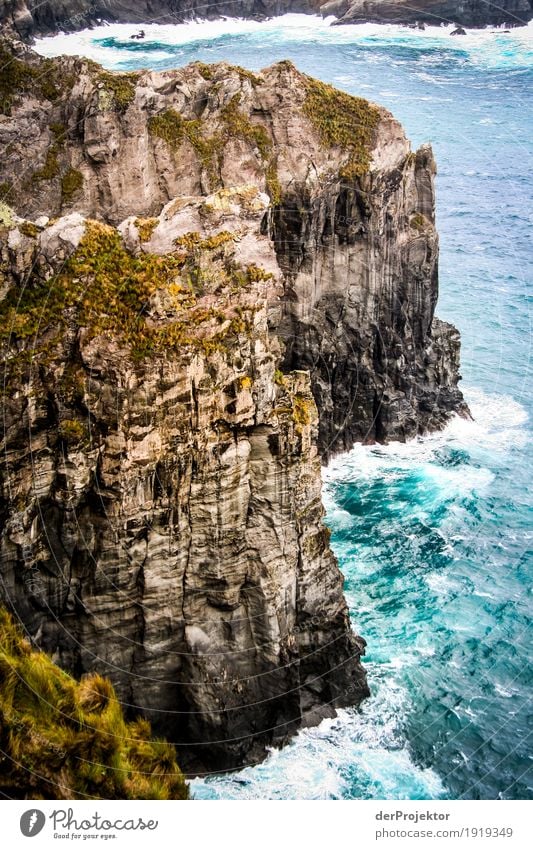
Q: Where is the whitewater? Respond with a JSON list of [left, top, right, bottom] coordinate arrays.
[[34, 14, 532, 800]]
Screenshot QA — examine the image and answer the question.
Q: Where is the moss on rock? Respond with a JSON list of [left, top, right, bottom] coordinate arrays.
[[97, 70, 138, 111], [303, 77, 380, 180], [61, 168, 84, 202]]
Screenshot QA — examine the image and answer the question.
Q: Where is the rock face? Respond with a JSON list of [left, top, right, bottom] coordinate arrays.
[[0, 46, 467, 771], [0, 0, 531, 39], [1, 190, 369, 774]]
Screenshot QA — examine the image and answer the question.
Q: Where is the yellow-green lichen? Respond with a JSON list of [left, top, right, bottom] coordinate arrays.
[[292, 394, 315, 427], [410, 212, 428, 232], [0, 220, 265, 372], [274, 368, 285, 386], [174, 230, 235, 252], [0, 202, 16, 229], [61, 168, 84, 202], [195, 62, 214, 80], [245, 264, 274, 283], [97, 70, 138, 111], [303, 77, 380, 181], [50, 122, 67, 144], [58, 418, 87, 445]]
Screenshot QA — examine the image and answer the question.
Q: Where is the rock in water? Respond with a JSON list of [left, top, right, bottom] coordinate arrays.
[[0, 44, 467, 772]]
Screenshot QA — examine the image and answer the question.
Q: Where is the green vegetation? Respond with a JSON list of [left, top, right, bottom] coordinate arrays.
[[19, 221, 39, 238], [0, 202, 16, 229], [0, 45, 73, 115], [410, 212, 428, 233], [148, 92, 281, 203], [174, 230, 235, 252], [135, 217, 159, 243], [302, 77, 380, 180], [61, 168, 84, 202], [230, 65, 263, 86], [219, 94, 280, 203], [195, 62, 214, 80], [245, 263, 274, 283], [50, 122, 67, 145], [97, 71, 138, 111], [0, 608, 188, 800], [0, 182, 13, 202], [220, 93, 271, 158], [148, 110, 220, 186], [0, 220, 264, 373], [32, 148, 60, 183], [58, 418, 87, 445], [292, 394, 315, 427]]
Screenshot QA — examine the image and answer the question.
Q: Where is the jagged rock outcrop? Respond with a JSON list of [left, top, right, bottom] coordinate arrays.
[[0, 0, 530, 39], [0, 45, 467, 771]]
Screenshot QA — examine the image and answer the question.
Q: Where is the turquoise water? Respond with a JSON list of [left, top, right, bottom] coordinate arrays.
[[36, 16, 532, 800]]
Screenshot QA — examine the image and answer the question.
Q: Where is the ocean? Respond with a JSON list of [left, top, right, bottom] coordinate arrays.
[[35, 14, 532, 800]]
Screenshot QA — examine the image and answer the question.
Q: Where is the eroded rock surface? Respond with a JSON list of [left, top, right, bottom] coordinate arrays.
[[0, 188, 369, 772]]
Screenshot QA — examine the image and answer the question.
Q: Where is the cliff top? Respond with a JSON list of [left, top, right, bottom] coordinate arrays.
[[0, 38, 411, 224]]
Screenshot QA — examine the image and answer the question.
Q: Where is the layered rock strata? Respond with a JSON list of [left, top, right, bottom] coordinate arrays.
[[0, 46, 467, 771]]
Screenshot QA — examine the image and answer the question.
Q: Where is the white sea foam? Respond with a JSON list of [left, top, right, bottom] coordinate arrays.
[[191, 675, 445, 800], [33, 15, 533, 73]]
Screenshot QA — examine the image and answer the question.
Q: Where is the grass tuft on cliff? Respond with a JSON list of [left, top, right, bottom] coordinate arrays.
[[0, 608, 189, 800]]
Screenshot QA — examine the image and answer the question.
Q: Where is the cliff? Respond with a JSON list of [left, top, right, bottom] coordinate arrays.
[[325, 0, 532, 28], [0, 0, 531, 39], [0, 44, 466, 773]]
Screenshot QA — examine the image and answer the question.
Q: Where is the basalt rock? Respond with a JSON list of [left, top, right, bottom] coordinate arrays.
[[0, 46, 467, 772]]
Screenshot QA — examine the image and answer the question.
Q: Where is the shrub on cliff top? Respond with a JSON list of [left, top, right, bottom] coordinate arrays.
[[302, 77, 380, 180], [0, 608, 189, 799]]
